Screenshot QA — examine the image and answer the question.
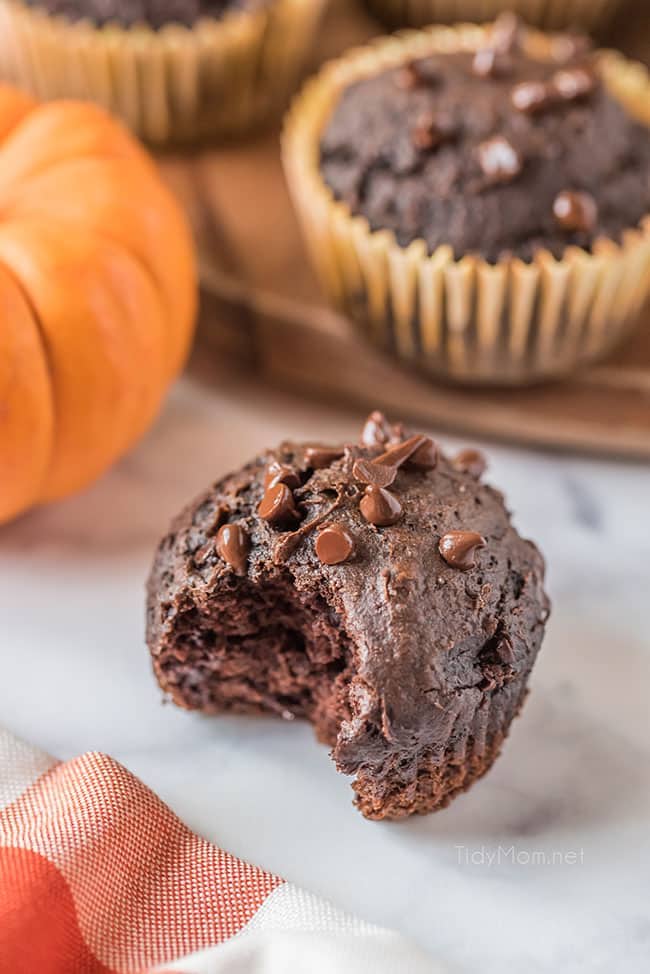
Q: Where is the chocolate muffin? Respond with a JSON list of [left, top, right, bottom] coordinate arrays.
[[319, 25, 650, 263], [0, 0, 324, 143], [283, 18, 650, 383], [146, 413, 550, 820]]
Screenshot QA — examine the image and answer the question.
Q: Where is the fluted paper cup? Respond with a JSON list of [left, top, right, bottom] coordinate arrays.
[[282, 26, 650, 385], [0, 0, 326, 144], [361, 0, 623, 34]]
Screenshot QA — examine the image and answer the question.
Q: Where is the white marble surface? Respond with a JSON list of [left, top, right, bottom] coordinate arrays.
[[2, 371, 650, 973]]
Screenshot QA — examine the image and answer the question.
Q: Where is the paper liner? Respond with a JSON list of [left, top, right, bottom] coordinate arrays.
[[361, 0, 622, 33], [282, 26, 650, 385], [0, 0, 326, 143]]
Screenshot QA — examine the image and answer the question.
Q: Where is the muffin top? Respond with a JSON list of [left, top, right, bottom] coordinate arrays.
[[31, 0, 267, 29], [319, 16, 650, 262]]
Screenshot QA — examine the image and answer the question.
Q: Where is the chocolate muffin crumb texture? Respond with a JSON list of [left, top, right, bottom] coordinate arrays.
[[147, 410, 550, 819]]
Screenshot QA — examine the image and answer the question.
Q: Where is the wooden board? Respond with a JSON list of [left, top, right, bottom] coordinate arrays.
[[160, 0, 650, 459]]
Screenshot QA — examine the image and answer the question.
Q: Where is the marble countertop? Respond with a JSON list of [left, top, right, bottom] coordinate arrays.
[[2, 371, 649, 973]]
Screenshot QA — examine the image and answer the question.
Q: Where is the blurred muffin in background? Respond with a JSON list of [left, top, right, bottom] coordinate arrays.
[[361, 0, 624, 34], [283, 16, 650, 385], [0, 0, 326, 143]]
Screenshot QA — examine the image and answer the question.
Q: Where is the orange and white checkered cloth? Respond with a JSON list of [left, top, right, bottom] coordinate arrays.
[[0, 727, 435, 973]]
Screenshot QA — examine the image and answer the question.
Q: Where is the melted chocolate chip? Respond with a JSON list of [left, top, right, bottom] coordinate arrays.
[[452, 448, 487, 478], [264, 460, 301, 490], [551, 66, 597, 102], [411, 112, 456, 152], [550, 32, 593, 65], [477, 136, 522, 183], [362, 411, 388, 448], [412, 113, 441, 151], [360, 486, 402, 527], [472, 48, 496, 79], [258, 482, 300, 526], [304, 445, 345, 469], [510, 80, 552, 114], [352, 458, 397, 489], [395, 58, 443, 91], [438, 531, 486, 571], [354, 435, 435, 517], [216, 523, 250, 575], [407, 437, 438, 471], [395, 64, 419, 90], [315, 524, 355, 565], [273, 494, 344, 564], [490, 11, 522, 55], [361, 410, 402, 449], [409, 57, 443, 87], [375, 434, 428, 469], [553, 190, 597, 233], [472, 48, 513, 79]]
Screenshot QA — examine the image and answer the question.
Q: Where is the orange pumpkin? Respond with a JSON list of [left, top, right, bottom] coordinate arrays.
[[0, 86, 197, 524]]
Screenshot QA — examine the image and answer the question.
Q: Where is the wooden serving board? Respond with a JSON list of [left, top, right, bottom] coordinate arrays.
[[160, 0, 650, 459]]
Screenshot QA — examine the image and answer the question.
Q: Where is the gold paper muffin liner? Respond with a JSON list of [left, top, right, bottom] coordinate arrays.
[[0, 0, 326, 143], [361, 0, 622, 33], [282, 26, 650, 384]]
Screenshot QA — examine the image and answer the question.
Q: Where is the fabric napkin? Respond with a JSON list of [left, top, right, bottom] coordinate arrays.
[[0, 727, 436, 973]]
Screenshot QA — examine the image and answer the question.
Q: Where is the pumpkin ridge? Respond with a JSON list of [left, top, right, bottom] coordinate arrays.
[[4, 210, 193, 383], [0, 87, 35, 147], [0, 254, 57, 513], [0, 218, 175, 501], [4, 157, 196, 378], [0, 102, 149, 199]]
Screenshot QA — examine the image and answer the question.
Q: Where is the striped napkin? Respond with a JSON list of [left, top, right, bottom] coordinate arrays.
[[0, 727, 436, 973]]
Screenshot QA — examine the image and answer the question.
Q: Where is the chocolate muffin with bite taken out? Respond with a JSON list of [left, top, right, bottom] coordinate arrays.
[[146, 412, 550, 820]]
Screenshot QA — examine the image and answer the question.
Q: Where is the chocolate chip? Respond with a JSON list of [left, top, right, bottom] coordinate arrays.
[[510, 80, 552, 114], [395, 64, 419, 90], [409, 57, 443, 86], [472, 48, 496, 78], [438, 531, 486, 571], [264, 460, 301, 490], [552, 190, 597, 233], [407, 437, 437, 471], [472, 48, 513, 79], [490, 11, 522, 55], [477, 136, 522, 184], [452, 448, 487, 478], [550, 33, 593, 65], [360, 486, 402, 527], [352, 458, 397, 489], [412, 114, 440, 151], [216, 523, 250, 575], [258, 482, 300, 526], [304, 445, 345, 469], [315, 524, 355, 565], [272, 494, 344, 564], [413, 110, 458, 152], [375, 434, 429, 470], [551, 66, 597, 102], [361, 410, 390, 448]]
